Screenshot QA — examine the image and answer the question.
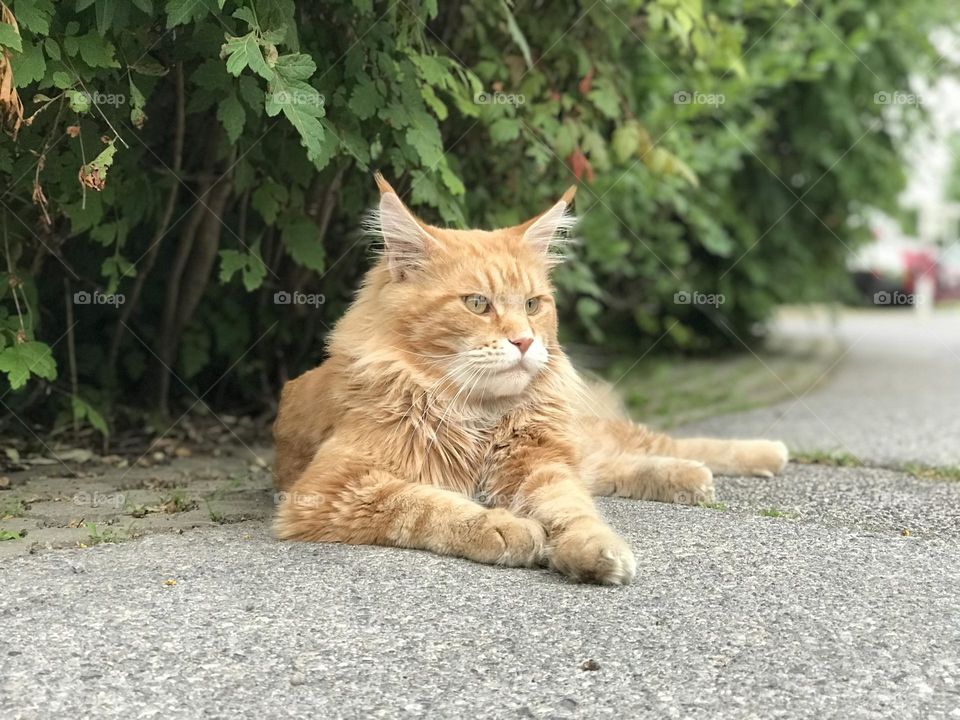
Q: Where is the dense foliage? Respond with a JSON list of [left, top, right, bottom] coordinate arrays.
[[0, 0, 954, 434]]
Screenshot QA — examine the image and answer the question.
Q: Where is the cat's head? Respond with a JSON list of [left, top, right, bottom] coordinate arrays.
[[364, 174, 576, 401]]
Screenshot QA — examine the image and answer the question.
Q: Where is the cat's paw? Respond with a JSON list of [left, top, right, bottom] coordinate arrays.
[[549, 521, 635, 585], [735, 440, 789, 477], [665, 460, 715, 504], [473, 509, 547, 568]]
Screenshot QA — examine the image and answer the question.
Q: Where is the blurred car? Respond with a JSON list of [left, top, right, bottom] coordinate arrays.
[[848, 232, 960, 306], [936, 243, 960, 300]]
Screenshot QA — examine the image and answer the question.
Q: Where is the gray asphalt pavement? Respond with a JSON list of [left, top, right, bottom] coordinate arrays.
[[677, 308, 960, 466], [3, 308, 960, 718], [3, 462, 960, 719]]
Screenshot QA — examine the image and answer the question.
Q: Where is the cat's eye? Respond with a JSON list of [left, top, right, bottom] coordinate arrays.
[[525, 297, 541, 315], [463, 294, 490, 314]]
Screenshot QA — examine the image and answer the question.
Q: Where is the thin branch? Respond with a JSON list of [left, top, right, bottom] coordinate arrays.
[[107, 63, 186, 373]]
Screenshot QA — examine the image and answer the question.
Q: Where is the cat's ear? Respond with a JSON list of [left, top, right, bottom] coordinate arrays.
[[517, 186, 578, 263], [370, 173, 438, 280]]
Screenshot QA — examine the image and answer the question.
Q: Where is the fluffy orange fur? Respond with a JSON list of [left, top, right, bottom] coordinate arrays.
[[272, 176, 788, 584]]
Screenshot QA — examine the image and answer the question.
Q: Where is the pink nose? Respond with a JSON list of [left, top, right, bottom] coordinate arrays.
[[509, 337, 533, 355]]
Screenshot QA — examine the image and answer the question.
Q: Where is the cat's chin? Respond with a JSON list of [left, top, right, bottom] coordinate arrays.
[[470, 367, 537, 400]]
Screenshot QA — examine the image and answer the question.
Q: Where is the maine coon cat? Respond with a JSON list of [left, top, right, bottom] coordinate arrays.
[[272, 175, 788, 584]]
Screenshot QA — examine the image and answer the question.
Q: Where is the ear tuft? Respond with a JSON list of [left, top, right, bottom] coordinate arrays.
[[521, 198, 578, 266], [373, 171, 395, 195], [364, 179, 438, 280]]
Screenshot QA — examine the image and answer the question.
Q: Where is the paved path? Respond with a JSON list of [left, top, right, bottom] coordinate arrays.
[[677, 308, 960, 466], [3, 464, 959, 719], [3, 309, 960, 719]]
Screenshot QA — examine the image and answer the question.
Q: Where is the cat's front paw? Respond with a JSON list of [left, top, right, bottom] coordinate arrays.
[[735, 440, 789, 477], [473, 509, 547, 568], [665, 460, 715, 504], [549, 521, 635, 585]]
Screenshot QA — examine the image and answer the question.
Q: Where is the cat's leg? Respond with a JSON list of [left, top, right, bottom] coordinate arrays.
[[511, 464, 636, 585], [275, 451, 546, 568], [666, 437, 788, 477], [582, 417, 788, 478], [586, 453, 714, 505], [490, 431, 636, 585]]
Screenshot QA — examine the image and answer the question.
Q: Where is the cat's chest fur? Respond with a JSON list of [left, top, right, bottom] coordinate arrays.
[[390, 394, 526, 497]]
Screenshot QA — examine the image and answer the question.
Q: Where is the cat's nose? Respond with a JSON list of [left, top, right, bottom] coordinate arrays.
[[509, 336, 534, 355]]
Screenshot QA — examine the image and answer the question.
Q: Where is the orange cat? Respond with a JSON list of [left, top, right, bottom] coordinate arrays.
[[272, 175, 788, 584]]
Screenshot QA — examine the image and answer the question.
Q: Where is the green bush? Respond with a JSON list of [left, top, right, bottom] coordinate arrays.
[[0, 0, 953, 434]]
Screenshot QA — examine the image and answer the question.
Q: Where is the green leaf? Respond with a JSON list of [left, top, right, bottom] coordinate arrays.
[[0, 24, 23, 53], [500, 0, 533, 69], [348, 74, 379, 120], [101, 254, 135, 294], [66, 89, 91, 113], [420, 85, 447, 121], [130, 56, 167, 76], [0, 341, 57, 390], [75, 32, 120, 68], [10, 39, 45, 87], [72, 395, 109, 436], [266, 76, 327, 169], [404, 111, 443, 166], [221, 32, 274, 81], [274, 53, 316, 81], [237, 74, 263, 115], [612, 122, 641, 163], [51, 70, 72, 89], [43, 37, 60, 60], [95, 0, 116, 35], [219, 248, 267, 291], [251, 180, 288, 224], [586, 77, 620, 119], [281, 217, 324, 272], [13, 0, 54, 35], [165, 0, 209, 28], [217, 92, 245, 143], [232, 6, 258, 29], [128, 77, 147, 127], [489, 117, 520, 143], [78, 140, 118, 189], [410, 54, 450, 86]]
